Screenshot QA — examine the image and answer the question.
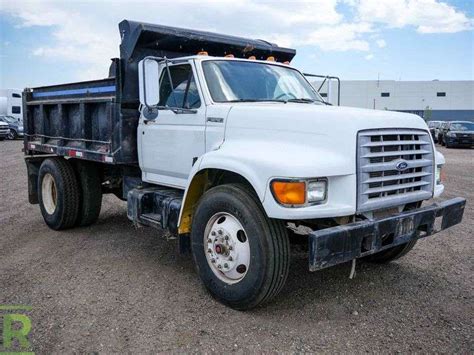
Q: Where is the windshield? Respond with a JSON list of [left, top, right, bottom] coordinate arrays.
[[1, 116, 16, 123], [202, 60, 323, 103], [451, 122, 474, 131]]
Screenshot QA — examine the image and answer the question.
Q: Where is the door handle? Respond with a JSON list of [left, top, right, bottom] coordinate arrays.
[[207, 117, 224, 123]]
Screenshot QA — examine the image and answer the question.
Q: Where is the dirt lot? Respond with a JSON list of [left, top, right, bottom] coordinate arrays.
[[0, 140, 472, 353]]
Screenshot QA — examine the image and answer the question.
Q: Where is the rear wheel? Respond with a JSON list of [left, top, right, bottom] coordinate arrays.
[[38, 158, 80, 230], [191, 184, 290, 310]]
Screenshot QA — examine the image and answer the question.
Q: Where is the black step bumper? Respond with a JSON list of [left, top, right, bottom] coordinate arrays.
[[309, 197, 466, 271]]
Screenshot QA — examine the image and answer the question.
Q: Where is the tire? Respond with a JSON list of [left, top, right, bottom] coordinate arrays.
[[73, 161, 102, 226], [38, 158, 80, 230], [363, 240, 417, 263], [7, 130, 17, 140], [364, 203, 420, 263], [190, 183, 290, 310]]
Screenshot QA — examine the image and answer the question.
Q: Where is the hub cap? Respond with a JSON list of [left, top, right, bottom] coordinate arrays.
[[42, 173, 57, 215], [204, 212, 250, 284]]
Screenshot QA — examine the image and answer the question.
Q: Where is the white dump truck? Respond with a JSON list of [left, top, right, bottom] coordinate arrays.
[[23, 20, 466, 309]]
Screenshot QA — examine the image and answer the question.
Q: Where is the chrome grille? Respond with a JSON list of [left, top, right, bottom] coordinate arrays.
[[357, 129, 434, 213]]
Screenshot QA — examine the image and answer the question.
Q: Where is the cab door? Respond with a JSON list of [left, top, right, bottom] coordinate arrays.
[[139, 62, 205, 188]]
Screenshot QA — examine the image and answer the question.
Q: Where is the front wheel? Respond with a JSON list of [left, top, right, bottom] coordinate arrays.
[[7, 130, 17, 140], [363, 240, 417, 263], [191, 184, 290, 310]]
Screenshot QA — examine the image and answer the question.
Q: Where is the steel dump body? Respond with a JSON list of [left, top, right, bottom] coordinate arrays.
[[23, 65, 139, 164], [23, 20, 296, 164]]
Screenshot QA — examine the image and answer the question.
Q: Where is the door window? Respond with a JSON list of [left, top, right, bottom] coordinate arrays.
[[159, 64, 201, 109]]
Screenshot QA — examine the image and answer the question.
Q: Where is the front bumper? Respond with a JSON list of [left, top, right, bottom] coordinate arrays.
[[309, 197, 466, 271], [446, 137, 473, 146]]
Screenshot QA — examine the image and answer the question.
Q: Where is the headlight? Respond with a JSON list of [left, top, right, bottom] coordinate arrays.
[[271, 178, 327, 207], [307, 180, 327, 203], [436, 165, 444, 184]]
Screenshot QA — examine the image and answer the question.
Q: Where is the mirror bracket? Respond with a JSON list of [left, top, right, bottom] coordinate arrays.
[[143, 106, 159, 120]]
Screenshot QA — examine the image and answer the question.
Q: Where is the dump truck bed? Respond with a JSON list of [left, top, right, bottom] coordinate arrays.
[[23, 62, 139, 164]]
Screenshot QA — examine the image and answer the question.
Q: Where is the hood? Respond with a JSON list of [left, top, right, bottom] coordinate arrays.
[[222, 103, 431, 177], [226, 103, 427, 132], [225, 103, 428, 144]]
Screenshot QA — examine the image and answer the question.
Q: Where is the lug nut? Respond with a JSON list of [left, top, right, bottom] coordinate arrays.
[[207, 238, 212, 243], [224, 263, 229, 268], [218, 230, 223, 235], [229, 256, 233, 261], [211, 231, 216, 236], [211, 258, 216, 263], [229, 246, 233, 251], [217, 265, 222, 269], [208, 248, 212, 253], [224, 235, 229, 240]]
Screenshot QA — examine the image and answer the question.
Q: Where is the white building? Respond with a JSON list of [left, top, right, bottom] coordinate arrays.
[[313, 80, 474, 122]]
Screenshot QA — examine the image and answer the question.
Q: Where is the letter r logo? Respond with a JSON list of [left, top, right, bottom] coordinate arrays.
[[3, 313, 32, 349]]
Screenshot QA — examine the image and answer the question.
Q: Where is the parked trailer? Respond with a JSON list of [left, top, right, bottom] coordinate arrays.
[[0, 89, 23, 123], [24, 20, 466, 310]]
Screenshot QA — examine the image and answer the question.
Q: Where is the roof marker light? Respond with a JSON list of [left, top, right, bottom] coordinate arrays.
[[248, 56, 256, 60], [197, 51, 208, 56], [267, 56, 276, 62], [225, 54, 234, 58]]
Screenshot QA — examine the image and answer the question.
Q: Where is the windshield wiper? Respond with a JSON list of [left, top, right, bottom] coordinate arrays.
[[287, 98, 331, 105], [286, 98, 315, 103], [226, 99, 287, 103], [157, 106, 197, 114]]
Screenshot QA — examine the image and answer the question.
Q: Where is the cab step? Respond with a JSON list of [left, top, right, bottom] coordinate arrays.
[[127, 187, 183, 234]]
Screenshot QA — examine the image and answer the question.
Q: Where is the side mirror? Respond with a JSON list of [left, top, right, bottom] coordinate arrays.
[[138, 58, 160, 119]]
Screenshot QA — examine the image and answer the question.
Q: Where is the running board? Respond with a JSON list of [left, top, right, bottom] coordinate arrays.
[[127, 187, 183, 235]]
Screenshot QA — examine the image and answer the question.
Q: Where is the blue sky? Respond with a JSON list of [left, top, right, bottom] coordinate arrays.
[[1, 0, 473, 89]]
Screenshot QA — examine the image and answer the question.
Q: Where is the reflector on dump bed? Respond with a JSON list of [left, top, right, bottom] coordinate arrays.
[[118, 19, 296, 103]]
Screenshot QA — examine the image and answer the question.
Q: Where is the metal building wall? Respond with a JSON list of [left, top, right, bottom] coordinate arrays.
[[313, 80, 474, 121]]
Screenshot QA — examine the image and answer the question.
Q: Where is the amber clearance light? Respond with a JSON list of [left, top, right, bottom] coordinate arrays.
[[271, 181, 306, 205]]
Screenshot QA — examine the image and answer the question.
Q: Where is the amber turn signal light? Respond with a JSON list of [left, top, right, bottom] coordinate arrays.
[[271, 181, 306, 205]]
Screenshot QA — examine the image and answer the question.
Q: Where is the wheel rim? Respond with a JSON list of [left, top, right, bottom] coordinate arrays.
[[204, 212, 250, 284], [42, 173, 57, 215], [7, 131, 14, 140]]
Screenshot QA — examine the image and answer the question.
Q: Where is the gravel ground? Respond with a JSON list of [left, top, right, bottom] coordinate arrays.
[[1, 140, 472, 353]]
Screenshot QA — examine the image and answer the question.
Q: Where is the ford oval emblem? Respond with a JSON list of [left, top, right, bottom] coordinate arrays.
[[396, 161, 409, 171]]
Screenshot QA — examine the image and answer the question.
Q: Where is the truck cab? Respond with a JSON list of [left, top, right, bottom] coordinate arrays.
[[138, 55, 446, 220], [23, 20, 466, 310]]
